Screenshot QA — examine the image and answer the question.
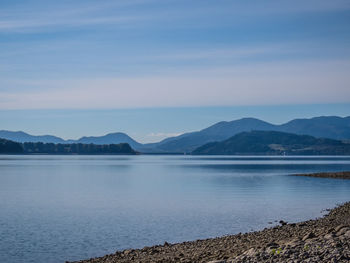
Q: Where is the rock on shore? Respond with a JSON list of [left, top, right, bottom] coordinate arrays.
[[70, 172, 350, 263]]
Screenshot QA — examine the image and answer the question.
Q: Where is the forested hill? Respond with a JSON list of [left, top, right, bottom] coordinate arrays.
[[0, 139, 137, 154], [192, 130, 350, 155]]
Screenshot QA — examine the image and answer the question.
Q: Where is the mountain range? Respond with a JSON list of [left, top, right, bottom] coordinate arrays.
[[1, 116, 349, 153], [145, 116, 350, 153], [192, 130, 350, 155], [0, 131, 143, 151], [0, 130, 66, 144]]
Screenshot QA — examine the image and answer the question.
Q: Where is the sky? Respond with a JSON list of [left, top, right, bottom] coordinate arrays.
[[0, 0, 350, 143]]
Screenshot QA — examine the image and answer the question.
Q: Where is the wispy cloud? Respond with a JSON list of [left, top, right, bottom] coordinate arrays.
[[0, 15, 145, 32], [1, 0, 349, 33], [147, 44, 313, 62], [0, 0, 152, 32], [234, 0, 350, 15], [0, 17, 143, 33], [0, 1, 349, 110], [1, 59, 349, 110]]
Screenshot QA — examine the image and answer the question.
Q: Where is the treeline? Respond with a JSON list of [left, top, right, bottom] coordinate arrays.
[[0, 138, 23, 153], [0, 138, 137, 154]]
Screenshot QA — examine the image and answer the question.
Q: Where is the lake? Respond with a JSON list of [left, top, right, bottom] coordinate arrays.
[[1, 155, 350, 263]]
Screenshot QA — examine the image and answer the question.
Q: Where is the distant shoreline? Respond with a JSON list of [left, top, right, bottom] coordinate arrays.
[[0, 153, 139, 155], [292, 171, 350, 179], [71, 171, 350, 263]]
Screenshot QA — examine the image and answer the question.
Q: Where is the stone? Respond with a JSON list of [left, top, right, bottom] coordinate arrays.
[[243, 248, 255, 257], [336, 227, 349, 236], [266, 242, 279, 249], [285, 239, 300, 248], [280, 220, 288, 226], [344, 230, 350, 238], [324, 233, 335, 240], [302, 232, 316, 241], [334, 225, 347, 232]]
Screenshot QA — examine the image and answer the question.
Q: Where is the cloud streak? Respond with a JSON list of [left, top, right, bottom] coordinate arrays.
[[1, 59, 349, 110], [0, 0, 152, 32], [0, 15, 144, 32], [1, 0, 349, 33]]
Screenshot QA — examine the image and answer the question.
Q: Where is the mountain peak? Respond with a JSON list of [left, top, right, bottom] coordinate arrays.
[[105, 132, 130, 137], [75, 132, 143, 149]]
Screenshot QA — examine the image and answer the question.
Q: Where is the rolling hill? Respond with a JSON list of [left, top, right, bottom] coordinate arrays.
[[192, 130, 350, 155], [0, 130, 65, 144], [145, 116, 350, 153], [144, 118, 275, 152], [71, 132, 144, 150]]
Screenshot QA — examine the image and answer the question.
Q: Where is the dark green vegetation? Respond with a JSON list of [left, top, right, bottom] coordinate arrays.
[[192, 130, 350, 155], [23, 142, 136, 154], [0, 138, 136, 154], [0, 138, 23, 153], [1, 116, 350, 153]]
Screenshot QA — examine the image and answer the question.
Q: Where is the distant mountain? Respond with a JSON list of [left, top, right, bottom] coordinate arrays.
[[146, 116, 350, 153], [145, 118, 274, 153], [192, 130, 350, 155], [73, 132, 144, 150], [0, 130, 66, 144], [0, 131, 145, 151], [278, 116, 350, 139], [1, 116, 349, 153]]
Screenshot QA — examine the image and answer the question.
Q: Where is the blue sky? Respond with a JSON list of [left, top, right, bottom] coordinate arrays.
[[0, 0, 350, 142]]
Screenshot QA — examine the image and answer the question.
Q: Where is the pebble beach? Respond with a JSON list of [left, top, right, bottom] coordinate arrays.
[[71, 171, 350, 263]]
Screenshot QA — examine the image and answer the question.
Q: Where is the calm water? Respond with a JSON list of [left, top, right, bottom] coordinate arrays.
[[1, 155, 350, 263]]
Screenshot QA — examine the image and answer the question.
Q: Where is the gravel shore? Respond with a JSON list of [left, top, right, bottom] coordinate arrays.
[[70, 171, 350, 263]]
